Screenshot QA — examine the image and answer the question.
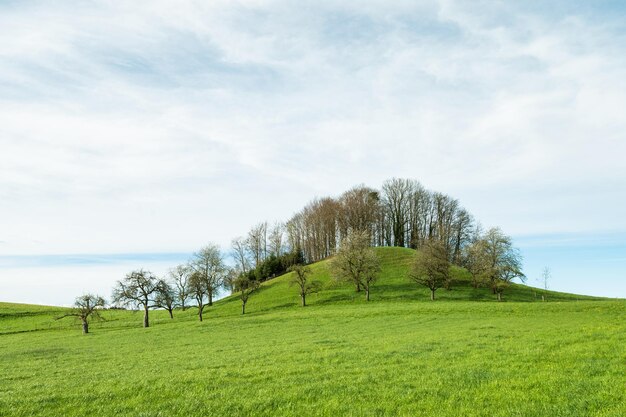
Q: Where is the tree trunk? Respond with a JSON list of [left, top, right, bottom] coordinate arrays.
[[366, 288, 370, 301], [301, 294, 306, 307], [431, 289, 435, 301], [143, 306, 150, 328], [168, 308, 174, 319], [198, 307, 203, 322], [242, 301, 246, 315], [355, 281, 361, 292], [497, 292, 502, 302], [542, 295, 545, 302], [81, 320, 89, 334], [208, 291, 213, 306]]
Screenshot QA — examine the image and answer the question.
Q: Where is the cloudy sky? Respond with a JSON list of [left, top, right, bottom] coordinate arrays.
[[1, 0, 625, 304]]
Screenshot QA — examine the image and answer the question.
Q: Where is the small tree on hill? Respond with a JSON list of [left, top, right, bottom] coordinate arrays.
[[541, 266, 551, 302], [57, 294, 106, 334], [188, 270, 209, 322], [112, 269, 160, 328], [471, 228, 525, 301], [494, 258, 525, 301], [154, 279, 176, 319], [330, 230, 381, 301], [228, 273, 260, 315], [191, 244, 227, 307], [464, 239, 489, 288], [288, 264, 321, 307], [409, 239, 450, 301], [169, 264, 191, 310]]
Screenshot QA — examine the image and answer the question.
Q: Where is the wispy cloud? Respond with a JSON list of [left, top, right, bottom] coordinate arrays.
[[1, 1, 625, 255]]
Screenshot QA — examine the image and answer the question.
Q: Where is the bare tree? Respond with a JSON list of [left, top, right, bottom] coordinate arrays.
[[191, 244, 227, 306], [541, 266, 551, 301], [268, 222, 285, 256], [112, 269, 160, 328], [154, 279, 176, 319], [247, 222, 268, 266], [231, 237, 250, 274], [288, 264, 321, 307], [188, 270, 208, 321], [381, 178, 414, 247], [330, 230, 381, 301], [338, 185, 380, 240], [409, 239, 450, 300], [169, 264, 191, 310], [56, 294, 106, 334]]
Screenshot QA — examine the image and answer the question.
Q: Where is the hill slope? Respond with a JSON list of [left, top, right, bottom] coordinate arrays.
[[0, 247, 624, 417], [215, 246, 602, 316]]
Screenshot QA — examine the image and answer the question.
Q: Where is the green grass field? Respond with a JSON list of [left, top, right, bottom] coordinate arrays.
[[1, 247, 624, 416]]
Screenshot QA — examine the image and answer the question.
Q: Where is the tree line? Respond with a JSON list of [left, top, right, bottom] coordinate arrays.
[[58, 178, 526, 334], [286, 178, 475, 264]]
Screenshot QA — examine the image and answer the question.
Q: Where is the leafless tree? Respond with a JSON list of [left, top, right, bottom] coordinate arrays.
[[188, 270, 208, 321], [541, 266, 551, 301], [381, 178, 414, 247], [330, 230, 381, 301], [338, 185, 380, 241], [231, 237, 250, 274], [154, 279, 176, 319], [112, 269, 160, 328], [56, 294, 106, 334], [191, 244, 227, 306], [247, 222, 268, 266], [288, 264, 321, 307], [268, 222, 285, 256], [169, 264, 191, 311], [409, 239, 450, 300]]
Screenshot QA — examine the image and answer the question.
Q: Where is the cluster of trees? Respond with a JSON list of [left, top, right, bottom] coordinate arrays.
[[57, 178, 528, 334], [286, 178, 475, 264], [410, 227, 525, 301]]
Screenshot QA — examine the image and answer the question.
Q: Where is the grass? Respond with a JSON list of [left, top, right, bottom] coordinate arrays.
[[1, 247, 624, 416]]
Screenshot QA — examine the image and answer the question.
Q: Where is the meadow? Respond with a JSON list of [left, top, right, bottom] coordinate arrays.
[[1, 248, 624, 416]]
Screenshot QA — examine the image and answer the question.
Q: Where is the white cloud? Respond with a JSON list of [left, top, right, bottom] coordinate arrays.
[[1, 0, 625, 256]]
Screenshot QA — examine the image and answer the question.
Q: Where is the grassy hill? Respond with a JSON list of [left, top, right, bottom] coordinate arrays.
[[0, 247, 624, 416]]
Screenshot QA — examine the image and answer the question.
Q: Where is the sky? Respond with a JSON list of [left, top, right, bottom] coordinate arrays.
[[1, 0, 625, 305]]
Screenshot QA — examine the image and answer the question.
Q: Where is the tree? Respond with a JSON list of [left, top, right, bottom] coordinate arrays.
[[493, 253, 525, 301], [188, 270, 208, 321], [191, 244, 226, 306], [56, 294, 106, 334], [154, 279, 176, 319], [474, 228, 525, 301], [330, 230, 381, 301], [231, 237, 250, 274], [409, 239, 450, 300], [465, 239, 489, 288], [227, 273, 260, 315], [169, 264, 191, 310], [268, 222, 285, 256], [247, 222, 268, 266], [541, 266, 551, 301], [288, 264, 321, 307], [112, 269, 160, 328]]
